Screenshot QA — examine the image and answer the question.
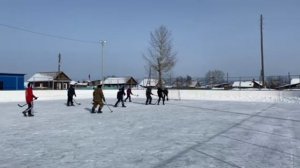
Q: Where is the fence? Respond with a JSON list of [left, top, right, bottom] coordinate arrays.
[[135, 74, 300, 89]]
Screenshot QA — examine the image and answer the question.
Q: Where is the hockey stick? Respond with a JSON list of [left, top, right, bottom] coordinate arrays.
[[18, 103, 27, 107], [73, 99, 81, 105], [18, 98, 38, 107], [152, 99, 159, 105], [22, 106, 33, 113], [105, 103, 113, 112]]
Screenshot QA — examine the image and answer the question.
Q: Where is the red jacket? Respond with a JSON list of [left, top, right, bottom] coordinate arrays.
[[26, 87, 36, 103]]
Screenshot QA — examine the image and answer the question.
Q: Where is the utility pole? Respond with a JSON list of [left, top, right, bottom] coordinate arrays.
[[100, 40, 106, 83], [58, 53, 61, 72], [260, 14, 265, 87]]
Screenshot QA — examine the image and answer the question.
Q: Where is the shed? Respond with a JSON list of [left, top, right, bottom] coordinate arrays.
[[27, 72, 71, 90], [103, 77, 138, 88], [0, 73, 25, 90], [232, 80, 263, 89]]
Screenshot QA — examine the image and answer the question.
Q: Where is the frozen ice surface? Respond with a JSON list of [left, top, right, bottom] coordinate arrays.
[[1, 98, 300, 168]]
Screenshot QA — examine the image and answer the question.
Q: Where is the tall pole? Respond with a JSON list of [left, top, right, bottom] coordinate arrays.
[[58, 53, 61, 72], [100, 40, 106, 83], [260, 14, 265, 87]]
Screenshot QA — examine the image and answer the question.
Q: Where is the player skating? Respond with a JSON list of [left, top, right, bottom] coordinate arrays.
[[124, 87, 133, 102], [114, 87, 126, 107], [145, 87, 154, 105], [23, 83, 38, 117], [67, 84, 76, 106], [92, 84, 106, 113], [157, 87, 165, 105]]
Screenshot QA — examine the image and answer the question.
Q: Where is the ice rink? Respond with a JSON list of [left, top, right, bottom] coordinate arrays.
[[1, 98, 300, 168]]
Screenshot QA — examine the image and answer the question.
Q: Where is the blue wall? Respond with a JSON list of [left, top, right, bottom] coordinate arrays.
[[0, 73, 25, 90]]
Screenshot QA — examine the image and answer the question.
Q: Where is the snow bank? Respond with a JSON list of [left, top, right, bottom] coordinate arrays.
[[1, 89, 300, 103]]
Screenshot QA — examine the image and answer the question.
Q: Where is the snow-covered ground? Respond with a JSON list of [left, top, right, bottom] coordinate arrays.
[[1, 93, 300, 167]]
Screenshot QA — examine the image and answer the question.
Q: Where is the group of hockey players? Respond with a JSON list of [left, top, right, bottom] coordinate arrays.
[[145, 87, 168, 105], [21, 83, 169, 116]]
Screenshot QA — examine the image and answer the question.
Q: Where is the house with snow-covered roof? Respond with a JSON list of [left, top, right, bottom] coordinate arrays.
[[139, 78, 165, 88], [276, 78, 300, 90], [103, 77, 138, 88], [232, 80, 263, 89], [291, 78, 300, 85], [27, 71, 71, 90]]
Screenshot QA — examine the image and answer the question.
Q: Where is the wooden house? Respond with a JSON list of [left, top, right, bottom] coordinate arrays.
[[27, 72, 72, 90], [103, 77, 138, 88]]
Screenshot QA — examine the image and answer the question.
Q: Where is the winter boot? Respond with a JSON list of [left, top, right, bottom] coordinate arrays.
[[97, 109, 102, 113], [22, 111, 27, 117], [91, 107, 96, 113]]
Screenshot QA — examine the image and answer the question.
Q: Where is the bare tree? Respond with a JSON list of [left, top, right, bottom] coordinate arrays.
[[144, 25, 176, 87], [205, 70, 225, 86]]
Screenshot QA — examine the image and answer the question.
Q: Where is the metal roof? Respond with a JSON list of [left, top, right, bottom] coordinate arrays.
[[27, 72, 71, 82], [103, 77, 135, 84]]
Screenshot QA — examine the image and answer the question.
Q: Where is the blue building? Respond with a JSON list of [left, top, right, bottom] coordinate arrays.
[[0, 73, 25, 90]]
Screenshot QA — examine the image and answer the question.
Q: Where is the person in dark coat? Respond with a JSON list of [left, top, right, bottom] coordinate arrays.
[[145, 87, 153, 105], [157, 87, 165, 105], [114, 87, 126, 107], [124, 87, 133, 102], [163, 88, 169, 101], [67, 85, 76, 106]]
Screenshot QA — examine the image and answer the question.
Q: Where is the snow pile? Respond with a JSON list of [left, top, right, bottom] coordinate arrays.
[[0, 89, 300, 103]]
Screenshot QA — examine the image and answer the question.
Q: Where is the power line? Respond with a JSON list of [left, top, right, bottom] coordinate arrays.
[[0, 23, 99, 44]]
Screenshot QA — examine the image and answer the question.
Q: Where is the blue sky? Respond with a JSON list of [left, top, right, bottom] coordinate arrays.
[[0, 0, 300, 81]]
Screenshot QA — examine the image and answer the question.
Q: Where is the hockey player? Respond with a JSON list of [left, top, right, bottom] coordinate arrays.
[[163, 88, 169, 101], [114, 87, 126, 107], [145, 87, 153, 105], [124, 87, 133, 102], [67, 84, 76, 106], [23, 83, 38, 117], [157, 87, 165, 105], [92, 84, 106, 113]]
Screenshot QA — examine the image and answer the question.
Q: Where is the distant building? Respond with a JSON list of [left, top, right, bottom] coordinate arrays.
[[139, 78, 164, 88], [171, 80, 201, 89], [232, 80, 263, 89], [212, 83, 232, 90], [291, 78, 300, 85], [103, 77, 138, 88], [0, 73, 25, 90], [90, 80, 102, 87], [188, 81, 201, 88], [276, 78, 300, 90], [27, 72, 71, 90]]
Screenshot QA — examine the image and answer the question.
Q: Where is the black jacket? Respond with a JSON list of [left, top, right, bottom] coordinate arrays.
[[146, 87, 152, 97], [157, 88, 163, 97], [68, 87, 76, 97], [117, 88, 125, 99]]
